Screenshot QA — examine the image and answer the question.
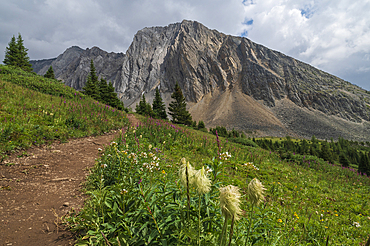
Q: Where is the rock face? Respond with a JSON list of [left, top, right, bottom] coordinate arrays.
[[31, 46, 125, 91], [31, 20, 370, 141]]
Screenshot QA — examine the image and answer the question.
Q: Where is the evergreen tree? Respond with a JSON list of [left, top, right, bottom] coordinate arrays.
[[3, 36, 17, 66], [106, 81, 124, 110], [3, 33, 32, 72], [152, 88, 167, 120], [168, 82, 192, 125], [339, 153, 350, 167], [16, 34, 32, 72], [136, 94, 153, 116], [197, 120, 205, 129], [82, 60, 100, 100], [44, 66, 55, 79], [320, 141, 332, 163], [98, 77, 109, 103], [358, 152, 370, 175]]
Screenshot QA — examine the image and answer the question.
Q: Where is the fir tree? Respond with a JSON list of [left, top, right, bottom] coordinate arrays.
[[3, 33, 32, 72], [98, 77, 109, 103], [197, 120, 205, 129], [358, 152, 370, 175], [168, 82, 192, 125], [82, 60, 100, 100], [152, 88, 167, 120], [136, 94, 153, 116], [106, 81, 124, 110], [44, 66, 55, 79], [3, 36, 17, 66], [16, 34, 32, 72], [339, 153, 350, 167]]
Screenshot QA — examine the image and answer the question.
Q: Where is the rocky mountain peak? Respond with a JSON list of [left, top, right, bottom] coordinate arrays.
[[30, 20, 370, 141]]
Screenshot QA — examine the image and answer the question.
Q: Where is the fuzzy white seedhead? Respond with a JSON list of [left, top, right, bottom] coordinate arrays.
[[247, 178, 266, 206], [194, 167, 212, 195], [219, 185, 242, 220]]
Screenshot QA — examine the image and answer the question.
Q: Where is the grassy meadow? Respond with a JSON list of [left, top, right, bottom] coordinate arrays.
[[66, 116, 370, 245], [0, 65, 128, 160], [0, 64, 369, 245]]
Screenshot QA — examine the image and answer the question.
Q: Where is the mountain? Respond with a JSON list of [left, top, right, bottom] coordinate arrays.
[[30, 20, 370, 141]]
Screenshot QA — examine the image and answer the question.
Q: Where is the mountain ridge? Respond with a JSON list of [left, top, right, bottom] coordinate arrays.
[[30, 20, 370, 141]]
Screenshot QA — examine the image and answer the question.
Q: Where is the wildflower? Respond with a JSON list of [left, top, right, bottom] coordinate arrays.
[[101, 164, 107, 168], [219, 185, 242, 220], [111, 141, 117, 146], [247, 178, 266, 206], [148, 144, 152, 150], [162, 170, 166, 174], [140, 135, 142, 138], [353, 222, 361, 227], [121, 189, 128, 194], [98, 148, 102, 151], [205, 166, 213, 174], [277, 219, 283, 223], [194, 167, 211, 195]]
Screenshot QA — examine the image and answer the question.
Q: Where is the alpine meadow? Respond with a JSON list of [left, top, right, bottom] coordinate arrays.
[[1, 21, 370, 246]]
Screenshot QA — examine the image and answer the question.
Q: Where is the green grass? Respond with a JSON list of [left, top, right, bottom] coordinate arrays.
[[0, 65, 128, 159], [65, 116, 370, 245]]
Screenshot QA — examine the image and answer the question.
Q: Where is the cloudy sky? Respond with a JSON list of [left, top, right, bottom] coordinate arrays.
[[1, 0, 369, 90]]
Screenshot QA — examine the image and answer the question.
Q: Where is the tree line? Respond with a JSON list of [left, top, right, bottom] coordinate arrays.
[[135, 82, 195, 126]]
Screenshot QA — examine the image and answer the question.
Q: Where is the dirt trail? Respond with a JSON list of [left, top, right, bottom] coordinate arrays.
[[0, 114, 139, 246]]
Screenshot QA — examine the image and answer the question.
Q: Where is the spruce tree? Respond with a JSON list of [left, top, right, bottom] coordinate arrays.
[[168, 82, 192, 125], [44, 66, 55, 79], [152, 88, 167, 120], [3, 33, 32, 72]]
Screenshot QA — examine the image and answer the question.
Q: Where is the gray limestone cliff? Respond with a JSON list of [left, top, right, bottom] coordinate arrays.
[[31, 20, 370, 141]]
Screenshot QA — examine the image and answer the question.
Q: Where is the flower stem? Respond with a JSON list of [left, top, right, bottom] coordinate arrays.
[[228, 215, 235, 246], [244, 204, 254, 246], [220, 215, 229, 246], [198, 194, 201, 246]]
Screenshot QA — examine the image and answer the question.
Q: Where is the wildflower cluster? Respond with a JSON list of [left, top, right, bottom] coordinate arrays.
[[243, 162, 259, 170], [220, 152, 231, 161], [142, 161, 160, 172]]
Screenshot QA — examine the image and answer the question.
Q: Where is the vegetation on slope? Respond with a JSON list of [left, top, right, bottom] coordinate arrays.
[[0, 65, 128, 160], [65, 116, 370, 245]]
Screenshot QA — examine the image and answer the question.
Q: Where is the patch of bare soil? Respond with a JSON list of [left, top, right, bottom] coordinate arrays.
[[0, 114, 138, 246]]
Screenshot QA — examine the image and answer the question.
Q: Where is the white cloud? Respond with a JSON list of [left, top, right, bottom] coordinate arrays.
[[0, 0, 369, 90], [243, 0, 370, 89]]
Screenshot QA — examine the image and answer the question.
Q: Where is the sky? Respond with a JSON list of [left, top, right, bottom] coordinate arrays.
[[0, 0, 369, 90]]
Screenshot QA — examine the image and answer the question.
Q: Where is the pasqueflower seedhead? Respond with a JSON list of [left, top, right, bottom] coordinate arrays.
[[219, 185, 242, 220], [247, 178, 266, 206], [179, 158, 196, 187], [194, 167, 211, 195]]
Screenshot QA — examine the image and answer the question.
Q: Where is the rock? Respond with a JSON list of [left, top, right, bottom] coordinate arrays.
[[30, 20, 370, 141], [62, 202, 69, 207]]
